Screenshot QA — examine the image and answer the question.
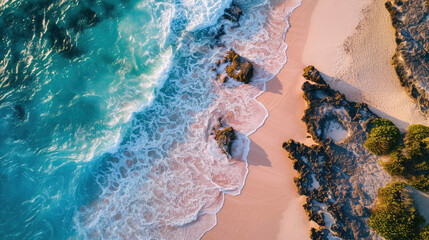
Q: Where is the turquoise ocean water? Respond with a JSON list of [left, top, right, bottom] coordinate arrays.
[[0, 0, 299, 239]]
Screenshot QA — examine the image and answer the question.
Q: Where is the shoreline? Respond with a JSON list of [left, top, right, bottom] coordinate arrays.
[[203, 0, 318, 239], [204, 0, 429, 239]]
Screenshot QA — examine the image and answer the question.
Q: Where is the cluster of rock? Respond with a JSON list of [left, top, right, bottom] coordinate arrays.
[[210, 4, 255, 155], [212, 3, 243, 42], [283, 66, 391, 239], [385, 0, 429, 116]]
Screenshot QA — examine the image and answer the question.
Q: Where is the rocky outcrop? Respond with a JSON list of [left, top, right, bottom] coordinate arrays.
[[223, 3, 243, 23], [385, 0, 429, 116], [224, 50, 254, 84], [303, 65, 327, 85], [283, 68, 391, 239], [212, 3, 243, 42], [310, 227, 329, 240], [211, 50, 254, 84], [214, 122, 236, 155]]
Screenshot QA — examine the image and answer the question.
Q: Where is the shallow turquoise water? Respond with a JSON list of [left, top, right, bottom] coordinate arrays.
[[0, 0, 171, 238]]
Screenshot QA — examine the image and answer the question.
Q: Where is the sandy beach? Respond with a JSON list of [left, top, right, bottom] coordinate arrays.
[[204, 0, 429, 239]]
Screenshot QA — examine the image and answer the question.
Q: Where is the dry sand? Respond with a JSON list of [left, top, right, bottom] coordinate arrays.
[[304, 0, 429, 131], [203, 0, 428, 239]]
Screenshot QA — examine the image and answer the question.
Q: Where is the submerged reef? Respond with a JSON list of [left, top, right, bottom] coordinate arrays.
[[385, 0, 429, 116], [283, 66, 390, 239], [214, 122, 237, 156]]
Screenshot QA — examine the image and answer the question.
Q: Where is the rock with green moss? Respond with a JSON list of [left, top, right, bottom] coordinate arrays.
[[303, 65, 327, 85]]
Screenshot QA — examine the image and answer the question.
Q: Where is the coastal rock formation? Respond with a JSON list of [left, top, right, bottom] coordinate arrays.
[[224, 50, 254, 84], [223, 3, 243, 23], [214, 122, 236, 155], [385, 0, 429, 116], [211, 50, 254, 84], [283, 68, 391, 239], [303, 65, 327, 85], [212, 4, 243, 42]]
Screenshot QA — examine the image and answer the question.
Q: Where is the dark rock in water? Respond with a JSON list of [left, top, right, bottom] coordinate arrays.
[[283, 79, 391, 239], [211, 4, 242, 45], [214, 123, 236, 155], [303, 65, 327, 85], [69, 7, 100, 32], [223, 3, 243, 23], [14, 105, 25, 119], [224, 50, 254, 84], [385, 0, 429, 116], [48, 24, 82, 59]]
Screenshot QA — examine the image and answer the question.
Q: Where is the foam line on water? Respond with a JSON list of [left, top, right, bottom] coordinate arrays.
[[73, 0, 304, 239]]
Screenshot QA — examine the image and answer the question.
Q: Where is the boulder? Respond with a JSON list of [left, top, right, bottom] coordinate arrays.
[[215, 123, 236, 155], [225, 50, 254, 84]]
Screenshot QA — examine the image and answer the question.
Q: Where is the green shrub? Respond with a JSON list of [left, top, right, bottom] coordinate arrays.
[[372, 118, 395, 128], [364, 137, 391, 155], [364, 119, 400, 155], [369, 182, 423, 240], [405, 124, 429, 158], [383, 150, 407, 176], [409, 175, 429, 192], [421, 226, 429, 240]]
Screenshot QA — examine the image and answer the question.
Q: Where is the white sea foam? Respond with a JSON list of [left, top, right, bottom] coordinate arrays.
[[75, 0, 302, 239], [182, 0, 232, 31]]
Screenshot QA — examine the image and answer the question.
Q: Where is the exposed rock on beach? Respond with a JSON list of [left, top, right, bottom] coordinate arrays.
[[283, 67, 391, 239], [303, 65, 327, 85], [215, 122, 237, 156], [385, 0, 429, 116]]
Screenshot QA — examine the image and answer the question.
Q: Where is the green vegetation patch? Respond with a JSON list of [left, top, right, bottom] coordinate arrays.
[[369, 182, 427, 240], [381, 124, 429, 191], [364, 118, 400, 155]]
